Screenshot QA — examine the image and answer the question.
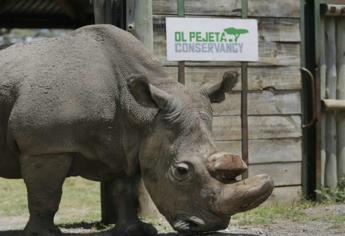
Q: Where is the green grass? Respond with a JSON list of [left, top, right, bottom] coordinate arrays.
[[0, 177, 101, 223], [1, 177, 344, 231], [232, 200, 345, 228], [0, 178, 28, 217], [56, 177, 101, 224], [231, 201, 315, 225]]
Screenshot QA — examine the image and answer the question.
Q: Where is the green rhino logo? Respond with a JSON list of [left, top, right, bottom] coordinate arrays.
[[224, 27, 249, 42]]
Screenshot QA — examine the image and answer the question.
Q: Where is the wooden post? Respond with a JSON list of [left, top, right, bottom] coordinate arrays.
[[126, 0, 153, 51], [126, 0, 160, 219], [93, 0, 113, 24], [177, 0, 185, 84], [320, 14, 326, 187], [96, 0, 159, 222], [336, 18, 345, 180], [94, 0, 117, 224], [324, 18, 338, 189], [241, 0, 249, 179]]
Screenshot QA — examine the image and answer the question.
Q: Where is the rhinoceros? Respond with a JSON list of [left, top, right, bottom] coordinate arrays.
[[0, 24, 273, 235]]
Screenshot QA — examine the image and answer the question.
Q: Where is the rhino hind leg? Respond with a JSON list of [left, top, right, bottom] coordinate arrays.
[[20, 153, 73, 236], [109, 177, 157, 236]]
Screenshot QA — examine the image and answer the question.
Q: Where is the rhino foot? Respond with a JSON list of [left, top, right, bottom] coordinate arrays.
[[24, 221, 61, 236], [24, 225, 61, 236], [112, 221, 157, 236]]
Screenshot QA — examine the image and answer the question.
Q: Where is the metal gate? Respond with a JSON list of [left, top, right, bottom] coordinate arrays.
[[303, 0, 345, 197]]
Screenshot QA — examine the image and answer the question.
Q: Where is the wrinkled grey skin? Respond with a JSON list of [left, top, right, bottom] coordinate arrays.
[[0, 25, 274, 236]]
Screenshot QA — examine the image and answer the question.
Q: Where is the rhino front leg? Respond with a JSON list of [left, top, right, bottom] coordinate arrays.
[[110, 176, 157, 236], [20, 154, 72, 236]]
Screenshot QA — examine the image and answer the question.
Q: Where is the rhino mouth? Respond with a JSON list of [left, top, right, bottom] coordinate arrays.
[[173, 215, 211, 232], [173, 216, 229, 233]]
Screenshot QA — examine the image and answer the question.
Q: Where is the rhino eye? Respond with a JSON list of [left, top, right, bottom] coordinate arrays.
[[170, 162, 193, 182]]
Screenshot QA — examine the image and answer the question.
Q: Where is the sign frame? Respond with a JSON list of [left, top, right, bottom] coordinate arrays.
[[166, 17, 259, 62]]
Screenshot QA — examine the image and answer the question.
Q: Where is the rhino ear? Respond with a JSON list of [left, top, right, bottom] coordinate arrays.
[[206, 71, 239, 103], [128, 74, 175, 110]]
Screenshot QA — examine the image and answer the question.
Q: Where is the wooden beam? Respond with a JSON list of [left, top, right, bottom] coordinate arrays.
[[322, 99, 345, 111], [321, 4, 345, 16], [153, 0, 301, 18]]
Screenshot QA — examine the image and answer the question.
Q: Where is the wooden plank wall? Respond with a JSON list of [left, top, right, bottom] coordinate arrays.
[[152, 0, 302, 202]]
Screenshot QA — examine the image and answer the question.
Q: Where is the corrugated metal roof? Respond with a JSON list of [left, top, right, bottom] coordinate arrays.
[[0, 0, 94, 28], [0, 0, 63, 15]]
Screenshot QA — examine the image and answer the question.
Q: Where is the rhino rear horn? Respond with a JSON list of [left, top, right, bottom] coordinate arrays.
[[207, 71, 238, 103], [127, 74, 177, 111], [206, 152, 247, 182]]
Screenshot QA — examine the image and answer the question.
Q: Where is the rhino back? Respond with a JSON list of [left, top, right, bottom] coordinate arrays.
[[0, 25, 171, 176]]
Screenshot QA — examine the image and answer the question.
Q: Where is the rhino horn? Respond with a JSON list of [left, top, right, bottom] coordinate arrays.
[[206, 152, 247, 183], [214, 174, 274, 215]]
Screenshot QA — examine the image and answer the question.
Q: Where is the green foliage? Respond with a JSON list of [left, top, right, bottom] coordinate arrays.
[[315, 175, 345, 203]]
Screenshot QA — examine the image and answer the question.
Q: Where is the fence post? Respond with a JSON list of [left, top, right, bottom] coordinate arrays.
[[126, 0, 160, 218], [336, 18, 345, 180], [325, 18, 338, 189], [177, 0, 185, 85], [241, 0, 249, 179], [126, 0, 153, 51]]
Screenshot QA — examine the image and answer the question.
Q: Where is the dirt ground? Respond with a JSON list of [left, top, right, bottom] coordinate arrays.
[[0, 204, 344, 236], [0, 178, 344, 235]]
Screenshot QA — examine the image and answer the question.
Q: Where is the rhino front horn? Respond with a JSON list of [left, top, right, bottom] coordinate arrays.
[[206, 152, 247, 183]]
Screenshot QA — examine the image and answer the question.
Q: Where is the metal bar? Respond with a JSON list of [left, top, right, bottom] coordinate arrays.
[[241, 0, 248, 179], [301, 67, 317, 128], [177, 0, 185, 84]]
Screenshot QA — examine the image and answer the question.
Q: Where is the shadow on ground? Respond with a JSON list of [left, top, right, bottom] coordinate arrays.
[[0, 232, 259, 236], [0, 222, 260, 236]]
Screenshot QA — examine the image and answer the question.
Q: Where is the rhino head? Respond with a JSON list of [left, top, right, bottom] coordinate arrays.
[[128, 71, 274, 233]]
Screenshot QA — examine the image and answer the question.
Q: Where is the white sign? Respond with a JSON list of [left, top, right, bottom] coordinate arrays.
[[166, 17, 258, 61]]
